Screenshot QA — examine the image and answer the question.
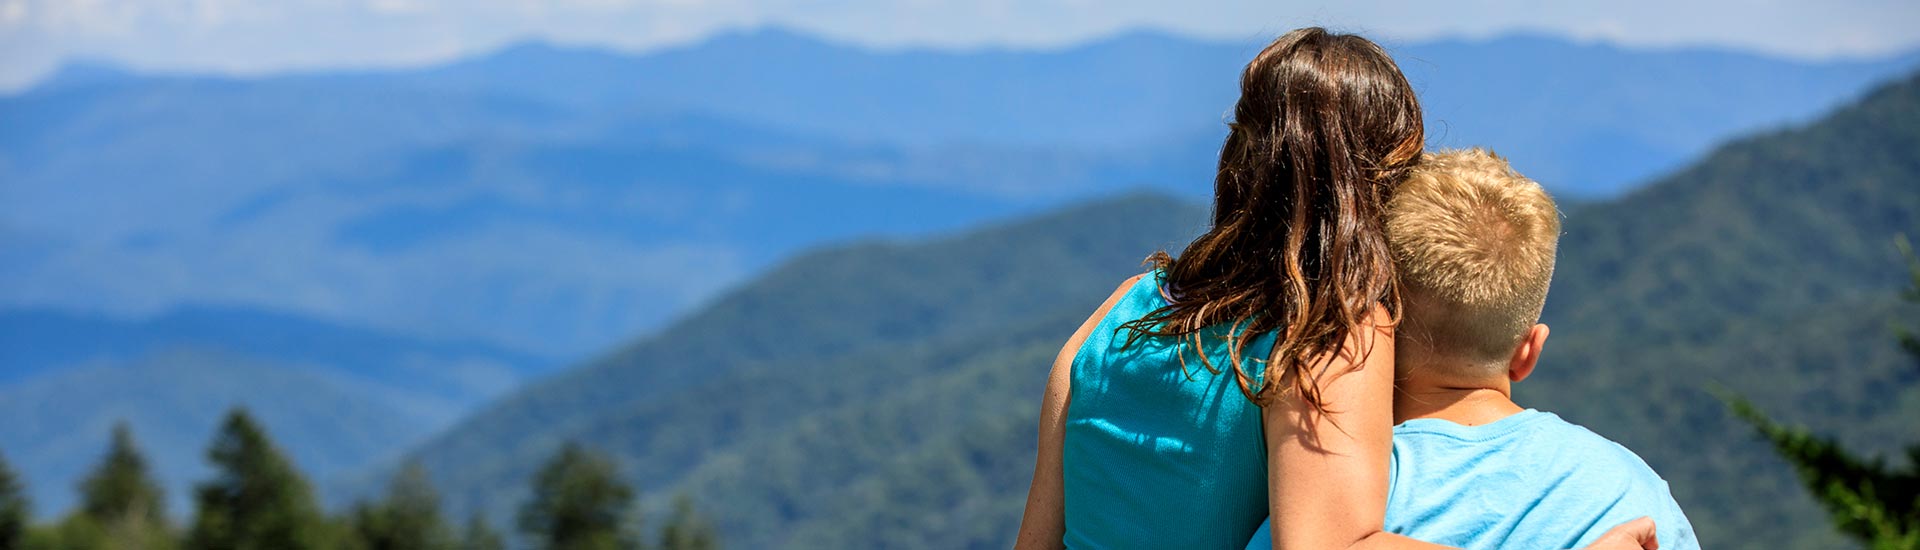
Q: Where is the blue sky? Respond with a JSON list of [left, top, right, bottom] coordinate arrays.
[[1, 0, 1917, 91]]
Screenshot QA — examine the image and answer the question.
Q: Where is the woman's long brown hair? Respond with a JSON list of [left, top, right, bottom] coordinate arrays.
[[1118, 28, 1424, 410]]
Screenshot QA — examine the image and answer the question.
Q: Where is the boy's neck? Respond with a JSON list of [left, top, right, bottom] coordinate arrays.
[[1392, 371, 1526, 426]]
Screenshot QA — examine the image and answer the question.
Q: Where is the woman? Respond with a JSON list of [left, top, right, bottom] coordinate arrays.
[[1012, 28, 1655, 549]]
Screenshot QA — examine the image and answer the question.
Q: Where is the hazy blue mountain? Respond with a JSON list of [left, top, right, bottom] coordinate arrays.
[[0, 305, 556, 519], [4, 27, 1913, 360], [406, 29, 1236, 149], [401, 70, 1920, 547]]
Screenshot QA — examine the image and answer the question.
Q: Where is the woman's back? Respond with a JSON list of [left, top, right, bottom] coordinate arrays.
[[1062, 271, 1274, 548], [1016, 28, 1427, 550]]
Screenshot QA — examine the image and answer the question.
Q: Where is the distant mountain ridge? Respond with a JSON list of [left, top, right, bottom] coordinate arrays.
[[418, 28, 1920, 163], [0, 305, 547, 386], [401, 69, 1920, 548]]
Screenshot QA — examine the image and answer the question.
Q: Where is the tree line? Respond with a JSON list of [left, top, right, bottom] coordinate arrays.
[[0, 409, 716, 550]]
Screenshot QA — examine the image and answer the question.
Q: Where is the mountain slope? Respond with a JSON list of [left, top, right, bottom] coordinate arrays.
[[412, 70, 1920, 548]]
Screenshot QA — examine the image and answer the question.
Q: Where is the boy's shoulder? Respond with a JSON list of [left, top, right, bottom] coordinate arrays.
[[1519, 411, 1663, 470]]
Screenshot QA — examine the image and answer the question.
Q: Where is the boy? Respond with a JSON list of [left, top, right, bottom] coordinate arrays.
[[1249, 149, 1697, 549]]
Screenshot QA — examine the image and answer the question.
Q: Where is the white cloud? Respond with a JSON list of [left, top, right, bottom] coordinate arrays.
[[0, 0, 27, 27], [0, 0, 1916, 92], [366, 0, 432, 15]]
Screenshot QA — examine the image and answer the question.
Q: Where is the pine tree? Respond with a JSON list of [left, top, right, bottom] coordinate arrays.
[[351, 461, 453, 550], [184, 408, 327, 550], [657, 495, 717, 550], [517, 442, 638, 550], [79, 422, 168, 525], [64, 421, 178, 550], [0, 451, 28, 550], [460, 514, 505, 550], [1726, 238, 1920, 550]]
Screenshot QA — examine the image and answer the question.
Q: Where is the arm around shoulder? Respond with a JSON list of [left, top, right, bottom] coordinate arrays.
[[1262, 308, 1451, 550]]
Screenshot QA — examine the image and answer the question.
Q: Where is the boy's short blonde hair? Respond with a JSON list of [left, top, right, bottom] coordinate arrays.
[[1389, 149, 1560, 368]]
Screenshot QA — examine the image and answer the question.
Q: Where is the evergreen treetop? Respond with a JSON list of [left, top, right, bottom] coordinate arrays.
[[352, 460, 454, 550], [658, 494, 717, 550], [79, 421, 168, 525], [461, 513, 505, 550], [518, 442, 638, 550], [184, 407, 328, 550], [0, 452, 28, 550]]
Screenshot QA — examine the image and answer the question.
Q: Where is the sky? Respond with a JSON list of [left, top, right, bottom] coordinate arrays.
[[0, 0, 1917, 92]]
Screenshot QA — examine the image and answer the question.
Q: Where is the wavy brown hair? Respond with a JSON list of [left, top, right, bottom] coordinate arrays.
[[1118, 28, 1423, 410]]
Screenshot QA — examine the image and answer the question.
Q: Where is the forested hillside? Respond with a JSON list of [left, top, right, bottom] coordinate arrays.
[[410, 71, 1920, 548]]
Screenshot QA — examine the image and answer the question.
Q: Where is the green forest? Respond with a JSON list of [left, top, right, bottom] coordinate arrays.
[[0, 410, 716, 550], [394, 70, 1920, 548]]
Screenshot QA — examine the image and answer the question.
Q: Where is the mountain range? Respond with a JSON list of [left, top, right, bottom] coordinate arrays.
[[3, 28, 1915, 359], [399, 69, 1920, 547]]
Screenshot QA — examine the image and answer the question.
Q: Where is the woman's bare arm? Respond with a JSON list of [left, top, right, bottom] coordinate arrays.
[[1014, 274, 1144, 550], [1265, 308, 1450, 550]]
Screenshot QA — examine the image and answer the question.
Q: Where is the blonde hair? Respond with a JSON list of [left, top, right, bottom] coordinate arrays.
[[1387, 148, 1559, 369]]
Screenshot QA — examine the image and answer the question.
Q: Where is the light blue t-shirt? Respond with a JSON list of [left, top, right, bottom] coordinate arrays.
[[1246, 409, 1698, 550]]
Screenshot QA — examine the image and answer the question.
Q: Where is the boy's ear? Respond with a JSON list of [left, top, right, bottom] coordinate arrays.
[[1508, 324, 1549, 383]]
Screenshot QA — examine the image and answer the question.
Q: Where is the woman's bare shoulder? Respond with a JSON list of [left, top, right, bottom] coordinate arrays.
[[1100, 273, 1151, 312], [1062, 273, 1152, 354]]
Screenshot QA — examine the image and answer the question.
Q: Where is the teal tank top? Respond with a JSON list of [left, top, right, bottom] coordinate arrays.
[[1061, 271, 1275, 548]]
